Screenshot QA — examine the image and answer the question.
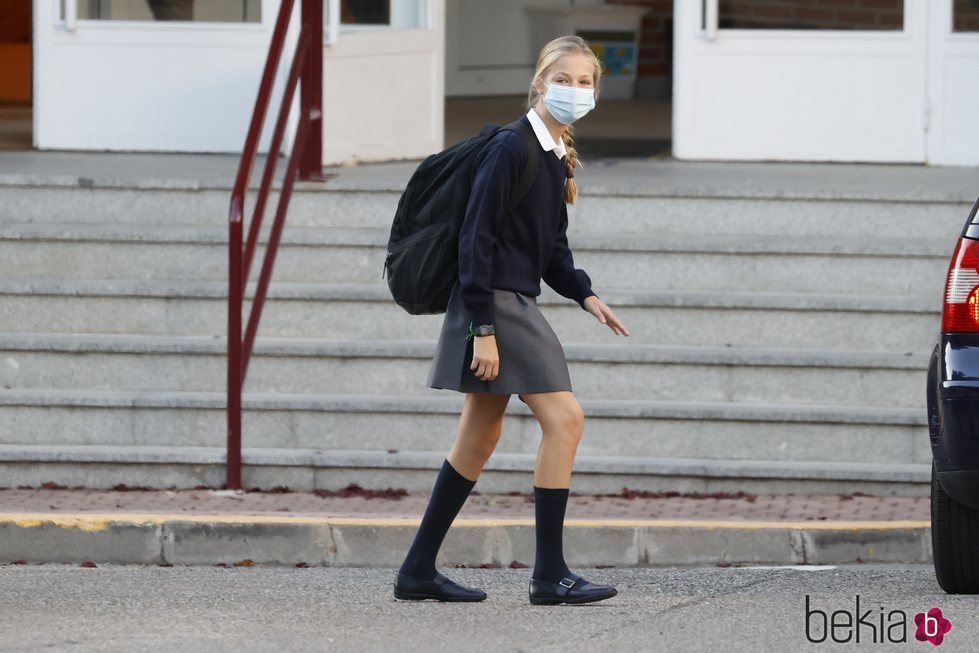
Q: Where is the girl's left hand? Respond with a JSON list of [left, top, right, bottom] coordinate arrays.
[[583, 295, 629, 336]]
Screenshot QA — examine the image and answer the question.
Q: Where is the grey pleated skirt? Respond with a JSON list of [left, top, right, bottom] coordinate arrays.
[[426, 279, 573, 401]]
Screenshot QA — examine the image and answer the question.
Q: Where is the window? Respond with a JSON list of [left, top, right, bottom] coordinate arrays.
[[329, 0, 426, 30], [954, 0, 979, 32], [341, 0, 388, 25], [718, 0, 903, 31], [72, 0, 261, 23]]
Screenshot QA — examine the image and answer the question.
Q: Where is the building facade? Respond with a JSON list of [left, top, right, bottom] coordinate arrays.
[[5, 0, 978, 165]]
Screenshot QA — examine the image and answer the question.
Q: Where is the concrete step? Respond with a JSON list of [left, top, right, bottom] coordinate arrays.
[[0, 183, 971, 240], [0, 443, 930, 496], [0, 222, 954, 296], [572, 195, 971, 239], [0, 162, 965, 497], [0, 333, 929, 408], [0, 278, 941, 350], [0, 389, 930, 466]]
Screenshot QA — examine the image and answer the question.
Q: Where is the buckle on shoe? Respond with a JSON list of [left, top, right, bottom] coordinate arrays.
[[558, 577, 576, 588]]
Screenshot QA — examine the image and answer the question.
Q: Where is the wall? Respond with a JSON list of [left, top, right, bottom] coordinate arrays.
[[606, 0, 672, 99], [446, 0, 605, 97]]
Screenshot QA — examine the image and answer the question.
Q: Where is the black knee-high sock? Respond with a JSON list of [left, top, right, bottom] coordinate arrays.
[[398, 458, 477, 580], [532, 485, 573, 583]]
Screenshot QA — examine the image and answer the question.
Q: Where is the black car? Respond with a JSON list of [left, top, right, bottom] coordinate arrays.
[[928, 195, 979, 594]]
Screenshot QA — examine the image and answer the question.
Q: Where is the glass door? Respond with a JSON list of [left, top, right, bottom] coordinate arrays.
[[672, 0, 928, 163], [34, 0, 285, 152]]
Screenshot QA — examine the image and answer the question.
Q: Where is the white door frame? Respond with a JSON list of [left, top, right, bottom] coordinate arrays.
[[926, 0, 979, 165], [318, 0, 445, 165]]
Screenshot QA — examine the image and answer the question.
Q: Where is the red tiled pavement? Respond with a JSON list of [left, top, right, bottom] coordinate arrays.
[[0, 486, 929, 522]]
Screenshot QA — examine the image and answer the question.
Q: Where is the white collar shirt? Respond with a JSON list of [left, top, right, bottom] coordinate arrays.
[[525, 107, 567, 160]]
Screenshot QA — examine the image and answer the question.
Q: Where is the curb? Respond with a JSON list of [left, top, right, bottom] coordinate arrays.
[[0, 513, 933, 568]]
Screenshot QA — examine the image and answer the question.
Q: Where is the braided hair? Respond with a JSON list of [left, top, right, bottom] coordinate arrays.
[[525, 35, 603, 204]]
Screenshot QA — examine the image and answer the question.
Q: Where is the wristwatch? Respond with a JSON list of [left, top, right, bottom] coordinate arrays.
[[474, 324, 496, 337]]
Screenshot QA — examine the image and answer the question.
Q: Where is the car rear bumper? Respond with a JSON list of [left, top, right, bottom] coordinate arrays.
[[934, 335, 979, 508]]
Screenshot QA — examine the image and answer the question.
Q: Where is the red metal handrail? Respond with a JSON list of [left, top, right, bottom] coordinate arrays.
[[228, 0, 334, 490]]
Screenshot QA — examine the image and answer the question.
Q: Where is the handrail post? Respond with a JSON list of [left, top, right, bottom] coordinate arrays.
[[299, 0, 325, 181], [227, 0, 333, 491], [228, 207, 244, 490]]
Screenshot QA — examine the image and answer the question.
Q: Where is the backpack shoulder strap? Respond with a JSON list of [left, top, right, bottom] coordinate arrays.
[[499, 118, 540, 215]]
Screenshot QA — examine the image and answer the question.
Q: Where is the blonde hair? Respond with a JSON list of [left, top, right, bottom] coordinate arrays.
[[526, 35, 603, 204]]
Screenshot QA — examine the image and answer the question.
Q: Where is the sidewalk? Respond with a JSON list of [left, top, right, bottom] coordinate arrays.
[[0, 486, 932, 568]]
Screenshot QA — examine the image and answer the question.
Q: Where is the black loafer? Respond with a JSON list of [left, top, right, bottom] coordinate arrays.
[[528, 572, 617, 605], [393, 570, 487, 602]]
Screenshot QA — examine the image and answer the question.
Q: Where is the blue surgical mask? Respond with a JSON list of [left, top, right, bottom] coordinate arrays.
[[543, 83, 595, 125]]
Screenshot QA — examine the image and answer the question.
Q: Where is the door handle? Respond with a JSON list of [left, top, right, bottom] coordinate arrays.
[[704, 0, 718, 41], [325, 0, 340, 46], [64, 0, 78, 31]]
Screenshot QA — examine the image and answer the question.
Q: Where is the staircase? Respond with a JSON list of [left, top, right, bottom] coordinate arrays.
[[0, 161, 971, 496]]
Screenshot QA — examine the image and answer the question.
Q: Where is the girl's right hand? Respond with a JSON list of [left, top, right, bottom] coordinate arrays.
[[471, 335, 500, 381]]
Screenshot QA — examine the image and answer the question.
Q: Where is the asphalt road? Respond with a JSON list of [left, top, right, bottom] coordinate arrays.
[[0, 564, 973, 652]]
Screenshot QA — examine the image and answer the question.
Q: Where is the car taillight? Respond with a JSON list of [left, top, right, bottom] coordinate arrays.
[[942, 237, 979, 332]]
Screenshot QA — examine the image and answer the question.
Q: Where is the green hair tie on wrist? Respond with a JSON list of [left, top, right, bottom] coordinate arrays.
[[465, 320, 476, 343]]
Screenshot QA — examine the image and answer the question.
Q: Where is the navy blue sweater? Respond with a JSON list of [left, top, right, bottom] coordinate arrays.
[[457, 116, 598, 327]]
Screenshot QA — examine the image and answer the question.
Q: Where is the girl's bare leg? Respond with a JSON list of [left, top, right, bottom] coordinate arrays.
[[446, 392, 511, 480], [519, 391, 584, 488]]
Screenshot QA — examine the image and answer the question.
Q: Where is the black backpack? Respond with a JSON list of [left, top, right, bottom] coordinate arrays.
[[382, 118, 540, 315]]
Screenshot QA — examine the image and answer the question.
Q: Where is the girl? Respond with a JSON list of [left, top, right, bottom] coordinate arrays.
[[394, 35, 630, 605]]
